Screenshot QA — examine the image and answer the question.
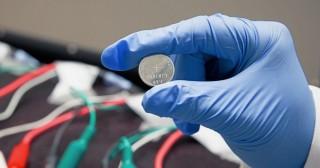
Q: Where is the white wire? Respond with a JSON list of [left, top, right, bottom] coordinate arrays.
[[132, 128, 172, 152], [0, 91, 129, 139], [118, 128, 172, 168], [0, 70, 57, 121], [0, 150, 7, 168]]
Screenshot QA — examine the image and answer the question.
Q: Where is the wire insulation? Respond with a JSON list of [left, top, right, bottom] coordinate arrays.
[[71, 89, 96, 137], [0, 93, 128, 139], [56, 90, 97, 168], [8, 103, 124, 168], [0, 70, 56, 121], [0, 65, 34, 75], [132, 128, 173, 152], [0, 64, 55, 98], [154, 130, 183, 168], [22, 110, 74, 144], [102, 127, 174, 168], [103, 128, 163, 168], [45, 105, 120, 168], [117, 128, 174, 168], [45, 113, 76, 168], [0, 150, 7, 168]]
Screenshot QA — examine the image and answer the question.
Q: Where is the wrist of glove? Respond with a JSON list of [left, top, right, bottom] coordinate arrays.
[[101, 13, 316, 168]]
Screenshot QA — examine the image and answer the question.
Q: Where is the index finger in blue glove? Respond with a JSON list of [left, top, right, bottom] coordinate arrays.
[[101, 16, 211, 71], [101, 14, 259, 77]]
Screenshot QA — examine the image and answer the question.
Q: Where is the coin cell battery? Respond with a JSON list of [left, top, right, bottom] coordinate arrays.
[[138, 55, 175, 86]]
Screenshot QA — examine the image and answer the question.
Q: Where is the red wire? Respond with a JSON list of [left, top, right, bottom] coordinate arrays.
[[0, 64, 55, 99], [154, 130, 184, 168], [22, 110, 78, 144], [8, 99, 126, 168], [102, 99, 126, 106], [23, 98, 126, 143]]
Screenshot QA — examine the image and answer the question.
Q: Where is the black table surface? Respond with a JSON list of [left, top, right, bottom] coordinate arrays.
[[0, 73, 238, 168]]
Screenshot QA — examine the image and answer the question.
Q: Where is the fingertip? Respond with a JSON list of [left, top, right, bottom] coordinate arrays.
[[101, 46, 119, 70], [101, 39, 137, 71]]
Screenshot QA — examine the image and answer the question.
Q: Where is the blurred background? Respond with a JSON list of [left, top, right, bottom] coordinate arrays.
[[0, 0, 319, 85]]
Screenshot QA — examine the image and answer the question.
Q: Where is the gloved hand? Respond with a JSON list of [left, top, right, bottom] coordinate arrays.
[[101, 13, 315, 168]]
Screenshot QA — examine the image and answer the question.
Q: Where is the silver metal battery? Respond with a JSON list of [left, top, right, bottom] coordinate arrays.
[[138, 55, 175, 86]]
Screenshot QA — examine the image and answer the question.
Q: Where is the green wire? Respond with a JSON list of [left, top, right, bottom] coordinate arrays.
[[0, 65, 34, 75], [96, 104, 122, 111], [127, 128, 160, 143], [119, 137, 135, 168], [109, 128, 159, 160], [57, 89, 97, 168], [103, 126, 176, 168], [127, 126, 175, 144], [49, 105, 119, 168], [71, 89, 96, 129]]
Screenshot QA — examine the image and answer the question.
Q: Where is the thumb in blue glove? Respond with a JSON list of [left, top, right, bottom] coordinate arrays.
[[101, 14, 315, 168]]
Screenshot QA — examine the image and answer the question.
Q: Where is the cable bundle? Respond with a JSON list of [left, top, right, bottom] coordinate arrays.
[[7, 99, 125, 168], [1, 64, 188, 168], [56, 89, 97, 168], [102, 127, 176, 168], [0, 70, 56, 121], [0, 64, 55, 98]]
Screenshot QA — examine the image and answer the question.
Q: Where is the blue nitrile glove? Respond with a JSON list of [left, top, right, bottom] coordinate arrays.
[[101, 13, 315, 168]]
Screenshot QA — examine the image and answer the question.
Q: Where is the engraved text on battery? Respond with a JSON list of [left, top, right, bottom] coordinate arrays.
[[138, 55, 175, 86], [150, 64, 169, 85]]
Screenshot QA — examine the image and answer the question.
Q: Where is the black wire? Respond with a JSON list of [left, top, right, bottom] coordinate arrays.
[[101, 143, 118, 168], [101, 129, 142, 168], [46, 104, 122, 168], [45, 110, 77, 168]]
